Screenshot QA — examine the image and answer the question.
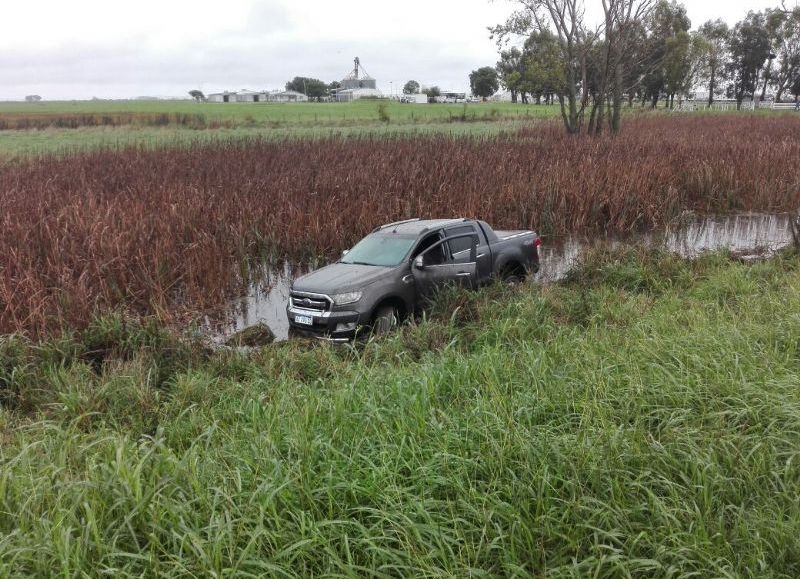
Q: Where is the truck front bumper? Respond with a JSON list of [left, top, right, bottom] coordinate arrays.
[[286, 305, 363, 341]]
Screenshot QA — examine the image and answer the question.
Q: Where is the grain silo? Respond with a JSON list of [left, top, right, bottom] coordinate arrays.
[[333, 57, 383, 101]]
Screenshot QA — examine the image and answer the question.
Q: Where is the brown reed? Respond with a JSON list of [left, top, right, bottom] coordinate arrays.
[[1, 115, 798, 338], [0, 112, 219, 130]]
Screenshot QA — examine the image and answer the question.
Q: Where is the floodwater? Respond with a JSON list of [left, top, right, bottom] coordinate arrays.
[[536, 212, 794, 283], [207, 213, 795, 342]]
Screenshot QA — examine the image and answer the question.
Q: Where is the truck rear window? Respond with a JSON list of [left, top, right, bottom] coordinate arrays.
[[447, 225, 477, 255]]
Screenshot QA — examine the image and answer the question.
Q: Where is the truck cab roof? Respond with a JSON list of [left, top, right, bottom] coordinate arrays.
[[373, 218, 469, 236]]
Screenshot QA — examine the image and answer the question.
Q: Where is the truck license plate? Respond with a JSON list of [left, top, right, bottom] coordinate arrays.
[[294, 315, 313, 326]]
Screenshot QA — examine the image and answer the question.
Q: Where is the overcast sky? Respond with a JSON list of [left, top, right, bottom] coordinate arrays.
[[1, 0, 789, 101]]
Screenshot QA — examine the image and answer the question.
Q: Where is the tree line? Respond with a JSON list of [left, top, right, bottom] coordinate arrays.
[[491, 0, 800, 134]]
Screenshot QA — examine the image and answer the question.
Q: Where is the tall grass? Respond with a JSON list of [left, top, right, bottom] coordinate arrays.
[[1, 250, 800, 576], [0, 100, 561, 127], [0, 112, 221, 130], [1, 115, 799, 338]]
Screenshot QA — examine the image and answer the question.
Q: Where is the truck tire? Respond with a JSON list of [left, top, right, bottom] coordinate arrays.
[[372, 305, 399, 335], [501, 268, 525, 285]]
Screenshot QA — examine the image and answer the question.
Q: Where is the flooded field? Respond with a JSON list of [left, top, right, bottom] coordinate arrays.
[[537, 212, 794, 283], [208, 213, 795, 342], [4, 115, 799, 338]]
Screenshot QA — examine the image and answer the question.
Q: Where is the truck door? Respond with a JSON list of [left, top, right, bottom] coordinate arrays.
[[446, 224, 492, 284], [412, 233, 478, 300]]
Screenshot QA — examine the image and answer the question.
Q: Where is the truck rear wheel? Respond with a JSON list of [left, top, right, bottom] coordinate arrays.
[[372, 305, 399, 335], [501, 267, 526, 285]]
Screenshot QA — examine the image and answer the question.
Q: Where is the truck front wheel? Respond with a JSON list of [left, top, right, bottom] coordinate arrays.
[[372, 305, 399, 335]]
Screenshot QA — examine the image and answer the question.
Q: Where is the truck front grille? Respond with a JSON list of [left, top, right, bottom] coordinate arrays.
[[290, 292, 330, 313]]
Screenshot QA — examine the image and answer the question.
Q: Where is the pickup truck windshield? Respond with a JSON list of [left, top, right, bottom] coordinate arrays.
[[341, 234, 416, 267]]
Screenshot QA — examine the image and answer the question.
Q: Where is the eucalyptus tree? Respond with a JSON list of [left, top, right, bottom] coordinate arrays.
[[491, 0, 655, 135], [696, 19, 730, 105], [599, 0, 658, 131], [496, 47, 524, 102], [727, 12, 771, 108], [640, 0, 691, 107], [490, 0, 593, 134], [765, 7, 800, 102]]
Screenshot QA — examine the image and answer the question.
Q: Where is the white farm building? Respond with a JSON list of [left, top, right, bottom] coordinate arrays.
[[207, 89, 308, 103], [267, 90, 308, 102], [207, 91, 237, 103]]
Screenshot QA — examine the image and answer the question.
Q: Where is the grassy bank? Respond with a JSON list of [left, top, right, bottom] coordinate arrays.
[[2, 247, 800, 576]]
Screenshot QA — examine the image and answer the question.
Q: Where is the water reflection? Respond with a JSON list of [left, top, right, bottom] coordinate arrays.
[[663, 213, 791, 257], [208, 212, 794, 342]]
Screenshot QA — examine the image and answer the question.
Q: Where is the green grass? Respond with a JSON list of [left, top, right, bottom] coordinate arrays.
[[2, 100, 790, 158], [0, 100, 558, 124], [0, 119, 540, 158], [2, 248, 800, 576], [0, 100, 560, 157]]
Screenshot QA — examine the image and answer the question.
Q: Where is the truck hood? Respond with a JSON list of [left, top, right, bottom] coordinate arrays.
[[292, 262, 393, 294]]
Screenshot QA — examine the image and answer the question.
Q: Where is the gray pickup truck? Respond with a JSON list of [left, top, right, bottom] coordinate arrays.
[[287, 218, 541, 340]]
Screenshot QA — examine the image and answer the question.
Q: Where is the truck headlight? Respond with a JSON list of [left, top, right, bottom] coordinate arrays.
[[331, 291, 362, 305]]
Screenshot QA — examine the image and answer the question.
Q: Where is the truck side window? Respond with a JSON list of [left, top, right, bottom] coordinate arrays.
[[446, 225, 477, 256], [413, 232, 447, 266]]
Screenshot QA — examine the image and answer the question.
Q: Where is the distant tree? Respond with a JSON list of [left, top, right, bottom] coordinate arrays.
[[422, 86, 441, 102], [595, 0, 659, 132], [696, 20, 730, 105], [641, 0, 692, 108], [492, 0, 654, 135], [520, 30, 564, 105], [403, 80, 420, 94], [285, 77, 329, 99], [188, 90, 205, 102], [24, 95, 42, 103], [792, 74, 800, 99], [621, 20, 651, 107], [329, 81, 341, 90], [491, 0, 591, 134], [765, 7, 800, 102], [469, 67, 500, 99], [496, 48, 523, 103], [662, 30, 702, 108], [727, 12, 771, 108]]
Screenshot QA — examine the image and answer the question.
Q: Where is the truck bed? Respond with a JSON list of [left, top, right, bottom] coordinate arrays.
[[493, 230, 532, 241]]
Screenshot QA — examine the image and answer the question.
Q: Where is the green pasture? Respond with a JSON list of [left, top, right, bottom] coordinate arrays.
[[0, 120, 540, 158], [0, 100, 561, 157], [0, 99, 558, 125]]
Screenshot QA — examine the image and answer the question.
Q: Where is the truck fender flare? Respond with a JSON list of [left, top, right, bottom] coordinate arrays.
[[370, 295, 409, 321], [496, 256, 526, 278]]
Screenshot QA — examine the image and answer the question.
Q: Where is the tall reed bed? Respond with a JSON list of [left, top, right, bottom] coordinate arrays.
[[1, 115, 799, 337]]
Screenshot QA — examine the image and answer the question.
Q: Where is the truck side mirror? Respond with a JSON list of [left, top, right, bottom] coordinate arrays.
[[414, 255, 424, 269]]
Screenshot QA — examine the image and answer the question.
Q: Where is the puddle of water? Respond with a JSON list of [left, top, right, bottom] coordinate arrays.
[[202, 263, 297, 342], [207, 213, 795, 342]]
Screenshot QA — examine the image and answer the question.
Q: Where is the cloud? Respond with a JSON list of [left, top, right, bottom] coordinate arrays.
[[3, 0, 779, 100], [0, 27, 492, 99]]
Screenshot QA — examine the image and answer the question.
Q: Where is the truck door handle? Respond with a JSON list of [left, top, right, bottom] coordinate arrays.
[[456, 272, 472, 277], [476, 253, 486, 258]]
